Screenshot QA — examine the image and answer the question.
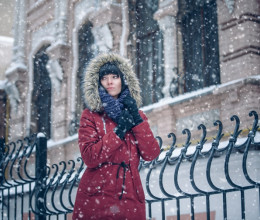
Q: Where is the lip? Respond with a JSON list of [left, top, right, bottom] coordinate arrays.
[[107, 87, 114, 90]]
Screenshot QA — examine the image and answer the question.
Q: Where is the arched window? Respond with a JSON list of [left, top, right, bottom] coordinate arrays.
[[31, 45, 52, 139], [180, 0, 220, 92], [69, 22, 94, 135], [135, 0, 164, 106]]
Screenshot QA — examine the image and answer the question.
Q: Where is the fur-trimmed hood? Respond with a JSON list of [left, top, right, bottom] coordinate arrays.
[[82, 53, 142, 112]]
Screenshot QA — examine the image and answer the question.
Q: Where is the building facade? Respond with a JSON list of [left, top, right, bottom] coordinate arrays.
[[2, 0, 260, 160], [0, 0, 15, 141], [0, 0, 260, 219]]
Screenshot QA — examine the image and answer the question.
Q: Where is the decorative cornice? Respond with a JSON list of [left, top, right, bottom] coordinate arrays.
[[5, 64, 27, 79], [54, 0, 69, 45], [154, 0, 178, 20], [156, 15, 176, 31], [27, 1, 55, 32], [220, 13, 260, 31], [47, 43, 70, 61], [27, 0, 49, 15], [222, 45, 260, 62], [88, 3, 122, 27], [4, 81, 21, 113]]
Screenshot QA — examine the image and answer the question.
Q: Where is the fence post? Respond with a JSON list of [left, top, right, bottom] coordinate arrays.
[[0, 137, 4, 184], [35, 133, 47, 220]]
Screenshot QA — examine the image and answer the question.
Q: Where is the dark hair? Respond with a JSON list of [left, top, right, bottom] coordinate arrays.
[[99, 62, 127, 91], [99, 62, 123, 79]]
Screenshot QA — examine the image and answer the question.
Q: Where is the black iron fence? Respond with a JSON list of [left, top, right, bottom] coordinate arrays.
[[0, 111, 259, 220]]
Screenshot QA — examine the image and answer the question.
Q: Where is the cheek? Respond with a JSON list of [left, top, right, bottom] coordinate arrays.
[[100, 80, 106, 87], [117, 80, 122, 89]]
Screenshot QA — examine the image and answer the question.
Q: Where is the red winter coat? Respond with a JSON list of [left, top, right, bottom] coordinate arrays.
[[72, 108, 160, 220]]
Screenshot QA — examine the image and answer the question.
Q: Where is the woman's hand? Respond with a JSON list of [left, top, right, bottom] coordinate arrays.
[[114, 110, 135, 139], [123, 96, 143, 126]]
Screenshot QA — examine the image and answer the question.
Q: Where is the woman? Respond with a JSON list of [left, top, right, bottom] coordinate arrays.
[[73, 53, 160, 220]]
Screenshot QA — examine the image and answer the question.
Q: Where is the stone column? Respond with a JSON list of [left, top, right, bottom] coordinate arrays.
[[157, 16, 177, 98], [5, 0, 27, 139], [120, 0, 129, 57], [47, 0, 70, 68], [154, 0, 178, 98], [46, 0, 70, 141], [46, 0, 70, 93], [16, 0, 26, 69], [55, 0, 69, 45], [6, 0, 27, 82]]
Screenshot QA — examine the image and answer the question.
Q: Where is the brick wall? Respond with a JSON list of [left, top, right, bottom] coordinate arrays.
[[145, 78, 260, 147], [217, 0, 260, 83]]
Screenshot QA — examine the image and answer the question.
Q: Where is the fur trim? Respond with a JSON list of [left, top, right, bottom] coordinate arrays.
[[82, 53, 142, 112]]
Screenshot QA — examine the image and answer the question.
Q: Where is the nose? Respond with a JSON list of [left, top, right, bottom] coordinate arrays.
[[107, 77, 113, 84]]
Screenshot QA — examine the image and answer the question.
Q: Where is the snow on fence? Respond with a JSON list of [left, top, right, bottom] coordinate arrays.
[[0, 110, 259, 220]]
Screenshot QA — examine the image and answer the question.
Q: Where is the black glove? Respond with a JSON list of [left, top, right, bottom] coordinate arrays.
[[114, 110, 135, 139], [123, 96, 143, 126]]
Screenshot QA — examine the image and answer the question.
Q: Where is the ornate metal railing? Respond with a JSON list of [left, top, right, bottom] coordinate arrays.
[[0, 110, 259, 220], [139, 110, 259, 220]]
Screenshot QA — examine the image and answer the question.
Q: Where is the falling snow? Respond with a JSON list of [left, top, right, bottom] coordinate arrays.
[[0, 0, 259, 219]]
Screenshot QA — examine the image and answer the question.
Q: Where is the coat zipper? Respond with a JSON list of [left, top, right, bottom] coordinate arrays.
[[102, 117, 107, 134]]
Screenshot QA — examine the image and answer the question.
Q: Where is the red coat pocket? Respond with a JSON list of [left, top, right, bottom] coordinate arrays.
[[82, 170, 105, 196]]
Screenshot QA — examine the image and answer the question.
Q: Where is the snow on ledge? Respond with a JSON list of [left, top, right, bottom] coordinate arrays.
[[0, 80, 7, 89], [141, 76, 260, 113], [47, 133, 78, 148], [0, 36, 14, 43]]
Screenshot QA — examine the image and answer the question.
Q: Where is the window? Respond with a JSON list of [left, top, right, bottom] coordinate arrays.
[[31, 45, 52, 139], [135, 0, 164, 106], [180, 0, 220, 92]]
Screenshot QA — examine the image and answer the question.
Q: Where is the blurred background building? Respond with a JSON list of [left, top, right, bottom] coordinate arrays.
[[0, 1, 259, 219], [1, 0, 259, 161], [0, 0, 14, 141]]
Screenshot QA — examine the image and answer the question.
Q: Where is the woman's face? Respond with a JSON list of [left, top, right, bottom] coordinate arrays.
[[100, 74, 122, 99]]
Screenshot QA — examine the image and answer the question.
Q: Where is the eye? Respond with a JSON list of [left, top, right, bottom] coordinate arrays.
[[101, 76, 107, 81], [113, 75, 119, 79]]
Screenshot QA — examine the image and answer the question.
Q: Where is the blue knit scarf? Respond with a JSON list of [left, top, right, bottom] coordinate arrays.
[[99, 87, 130, 123]]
